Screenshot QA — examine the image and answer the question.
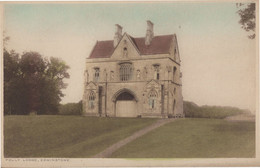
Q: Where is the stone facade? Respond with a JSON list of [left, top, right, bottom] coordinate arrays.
[[83, 21, 184, 118]]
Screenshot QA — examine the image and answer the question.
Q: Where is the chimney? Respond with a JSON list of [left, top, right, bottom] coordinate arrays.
[[145, 20, 154, 46], [114, 24, 123, 47]]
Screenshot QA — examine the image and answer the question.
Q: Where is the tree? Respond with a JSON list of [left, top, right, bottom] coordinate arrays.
[[4, 50, 70, 115], [38, 57, 70, 114], [4, 50, 21, 115], [19, 52, 47, 114], [237, 3, 256, 39]]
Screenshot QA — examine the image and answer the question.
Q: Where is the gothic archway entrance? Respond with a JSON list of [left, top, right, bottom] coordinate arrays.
[[115, 91, 137, 117]]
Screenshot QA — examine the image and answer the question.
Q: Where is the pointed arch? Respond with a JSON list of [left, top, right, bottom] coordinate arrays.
[[112, 88, 138, 102]]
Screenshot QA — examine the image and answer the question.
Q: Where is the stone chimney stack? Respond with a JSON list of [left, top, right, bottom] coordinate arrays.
[[114, 24, 123, 47], [145, 20, 154, 46]]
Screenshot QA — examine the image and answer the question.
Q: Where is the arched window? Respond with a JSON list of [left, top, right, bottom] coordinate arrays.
[[88, 91, 95, 109], [119, 63, 132, 81], [123, 47, 128, 57], [94, 68, 100, 82], [148, 90, 157, 109]]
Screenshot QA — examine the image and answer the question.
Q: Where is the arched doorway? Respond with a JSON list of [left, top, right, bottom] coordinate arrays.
[[115, 91, 137, 117]]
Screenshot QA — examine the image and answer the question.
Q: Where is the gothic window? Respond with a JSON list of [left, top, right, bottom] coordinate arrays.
[[153, 64, 160, 80], [88, 91, 95, 109], [148, 90, 157, 109], [174, 87, 176, 94], [123, 47, 128, 57], [173, 66, 177, 82], [94, 67, 100, 82], [119, 63, 133, 81]]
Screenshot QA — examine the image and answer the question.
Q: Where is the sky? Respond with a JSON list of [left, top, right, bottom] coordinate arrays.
[[4, 2, 257, 112]]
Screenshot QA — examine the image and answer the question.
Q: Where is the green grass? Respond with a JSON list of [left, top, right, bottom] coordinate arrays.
[[4, 115, 157, 158], [110, 118, 255, 158]]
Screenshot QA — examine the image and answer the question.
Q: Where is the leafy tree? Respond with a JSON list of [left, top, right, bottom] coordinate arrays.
[[4, 49, 70, 115], [4, 50, 20, 115], [237, 3, 256, 39], [38, 57, 70, 114], [19, 52, 47, 114]]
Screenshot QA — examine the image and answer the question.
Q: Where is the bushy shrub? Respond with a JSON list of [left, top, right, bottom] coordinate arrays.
[[183, 101, 247, 119], [59, 101, 82, 115]]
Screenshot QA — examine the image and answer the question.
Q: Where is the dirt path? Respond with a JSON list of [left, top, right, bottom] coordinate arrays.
[[92, 118, 175, 158]]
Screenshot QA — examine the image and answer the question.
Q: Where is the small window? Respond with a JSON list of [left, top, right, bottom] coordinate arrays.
[[148, 90, 157, 109], [153, 64, 160, 80], [173, 66, 177, 81], [94, 68, 100, 82], [123, 47, 128, 57], [174, 88, 176, 94], [88, 91, 95, 109]]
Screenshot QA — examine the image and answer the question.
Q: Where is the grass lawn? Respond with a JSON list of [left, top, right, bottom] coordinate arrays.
[[110, 118, 255, 158], [4, 115, 157, 158]]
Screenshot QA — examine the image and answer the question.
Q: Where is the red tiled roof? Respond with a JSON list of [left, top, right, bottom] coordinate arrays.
[[89, 40, 114, 58], [88, 34, 174, 58]]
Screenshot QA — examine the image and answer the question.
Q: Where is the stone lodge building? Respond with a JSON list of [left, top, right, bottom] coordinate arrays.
[[83, 21, 184, 118]]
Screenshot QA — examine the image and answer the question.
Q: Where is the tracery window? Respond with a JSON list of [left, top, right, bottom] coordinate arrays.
[[88, 91, 95, 109], [94, 68, 100, 82], [148, 90, 157, 109], [119, 63, 133, 81]]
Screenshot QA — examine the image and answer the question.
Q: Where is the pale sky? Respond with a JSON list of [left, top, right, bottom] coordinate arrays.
[[4, 2, 257, 112]]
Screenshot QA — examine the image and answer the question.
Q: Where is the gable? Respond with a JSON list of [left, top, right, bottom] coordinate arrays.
[[110, 33, 140, 59], [86, 82, 98, 90], [144, 80, 161, 90]]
